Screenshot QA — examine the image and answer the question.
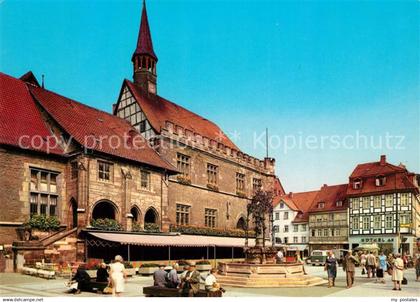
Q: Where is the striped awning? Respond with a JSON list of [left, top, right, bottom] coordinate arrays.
[[87, 231, 256, 247]]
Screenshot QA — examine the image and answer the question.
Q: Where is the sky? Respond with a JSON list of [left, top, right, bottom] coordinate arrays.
[[1, 0, 419, 192]]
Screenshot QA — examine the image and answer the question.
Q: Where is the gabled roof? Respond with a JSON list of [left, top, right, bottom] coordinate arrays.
[[132, 0, 157, 61], [122, 79, 238, 150], [0, 72, 63, 155], [308, 184, 348, 213], [273, 190, 319, 223], [28, 84, 177, 172], [347, 155, 418, 195]]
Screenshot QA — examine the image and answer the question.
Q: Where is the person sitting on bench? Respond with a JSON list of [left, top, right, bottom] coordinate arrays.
[[153, 264, 167, 287], [179, 263, 201, 297]]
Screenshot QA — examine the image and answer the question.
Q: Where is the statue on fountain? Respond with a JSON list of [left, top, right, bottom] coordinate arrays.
[[244, 190, 277, 264]]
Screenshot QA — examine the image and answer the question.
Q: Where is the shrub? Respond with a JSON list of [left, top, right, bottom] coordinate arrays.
[[27, 215, 60, 231], [177, 260, 190, 266], [177, 175, 191, 185], [124, 261, 134, 268], [144, 223, 160, 233], [91, 218, 123, 231], [206, 184, 219, 191], [196, 260, 211, 265]]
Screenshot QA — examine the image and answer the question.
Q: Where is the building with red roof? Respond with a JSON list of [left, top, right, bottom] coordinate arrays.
[[307, 184, 349, 252], [348, 155, 419, 255]]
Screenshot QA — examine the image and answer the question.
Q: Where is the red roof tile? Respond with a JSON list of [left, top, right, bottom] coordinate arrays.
[[29, 85, 177, 172], [347, 155, 418, 196], [132, 1, 157, 61], [123, 80, 238, 150], [0, 72, 63, 155], [308, 184, 348, 213]]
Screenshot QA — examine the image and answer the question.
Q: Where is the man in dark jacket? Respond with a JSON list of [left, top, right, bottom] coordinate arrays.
[[96, 263, 109, 283], [180, 263, 201, 297]]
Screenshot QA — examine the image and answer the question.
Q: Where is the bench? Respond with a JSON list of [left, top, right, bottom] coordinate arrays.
[[142, 286, 222, 297]]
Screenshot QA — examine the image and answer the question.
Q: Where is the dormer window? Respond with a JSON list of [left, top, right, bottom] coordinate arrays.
[[375, 175, 386, 187], [336, 200, 343, 207], [279, 202, 284, 209], [353, 179, 362, 189], [318, 202, 325, 209]]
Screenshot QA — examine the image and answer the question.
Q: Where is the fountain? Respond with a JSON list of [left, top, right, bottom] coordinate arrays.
[[217, 190, 327, 288]]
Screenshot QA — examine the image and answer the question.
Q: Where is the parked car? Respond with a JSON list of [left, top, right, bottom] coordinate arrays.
[[310, 250, 328, 266]]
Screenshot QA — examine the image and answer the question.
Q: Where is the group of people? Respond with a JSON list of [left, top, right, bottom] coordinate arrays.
[[326, 249, 416, 291], [67, 255, 127, 296], [153, 262, 223, 296]]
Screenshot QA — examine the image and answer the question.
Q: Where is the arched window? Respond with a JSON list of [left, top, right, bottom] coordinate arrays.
[[144, 208, 158, 224], [131, 206, 140, 223], [92, 200, 117, 220]]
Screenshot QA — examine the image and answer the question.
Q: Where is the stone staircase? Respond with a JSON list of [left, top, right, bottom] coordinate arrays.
[[216, 272, 327, 287]]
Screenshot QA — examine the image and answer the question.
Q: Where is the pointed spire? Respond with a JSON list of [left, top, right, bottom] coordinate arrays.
[[132, 0, 158, 61]]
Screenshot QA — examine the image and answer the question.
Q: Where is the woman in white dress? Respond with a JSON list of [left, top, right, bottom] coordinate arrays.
[[110, 255, 126, 296], [392, 253, 404, 291]]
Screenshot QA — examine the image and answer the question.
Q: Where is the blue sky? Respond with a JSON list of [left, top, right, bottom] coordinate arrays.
[[1, 0, 419, 192]]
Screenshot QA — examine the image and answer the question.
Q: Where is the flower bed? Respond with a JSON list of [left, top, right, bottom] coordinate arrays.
[[90, 218, 123, 231]]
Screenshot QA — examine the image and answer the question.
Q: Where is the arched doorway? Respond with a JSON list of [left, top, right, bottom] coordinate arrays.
[[236, 217, 247, 230], [130, 206, 141, 223], [69, 198, 78, 228], [92, 200, 117, 220], [144, 207, 158, 224]]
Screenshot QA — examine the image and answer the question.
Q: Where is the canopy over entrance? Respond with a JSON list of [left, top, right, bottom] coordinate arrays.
[[87, 231, 256, 247]]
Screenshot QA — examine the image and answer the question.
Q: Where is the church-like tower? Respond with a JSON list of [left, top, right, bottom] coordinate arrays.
[[132, 0, 158, 94]]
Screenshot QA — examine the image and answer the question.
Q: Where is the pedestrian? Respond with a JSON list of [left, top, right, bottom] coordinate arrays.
[[110, 255, 126, 297], [376, 251, 387, 284], [415, 255, 420, 282], [392, 253, 404, 291], [325, 251, 337, 288], [366, 251, 376, 278], [402, 253, 408, 269], [343, 250, 357, 289], [153, 264, 167, 287]]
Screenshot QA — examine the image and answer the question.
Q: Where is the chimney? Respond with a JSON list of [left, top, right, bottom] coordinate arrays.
[[323, 184, 328, 188], [380, 155, 386, 166], [288, 192, 293, 198]]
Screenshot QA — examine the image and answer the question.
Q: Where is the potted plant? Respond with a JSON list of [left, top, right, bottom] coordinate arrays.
[[138, 263, 159, 275], [124, 262, 136, 277], [196, 260, 212, 271]]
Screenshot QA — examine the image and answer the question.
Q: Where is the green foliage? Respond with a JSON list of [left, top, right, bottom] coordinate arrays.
[[144, 223, 160, 233], [196, 260, 211, 265], [91, 218, 123, 231], [27, 215, 60, 231], [170, 225, 255, 238]]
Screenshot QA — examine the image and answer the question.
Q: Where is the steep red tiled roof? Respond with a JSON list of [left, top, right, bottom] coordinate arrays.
[[273, 190, 319, 223], [273, 177, 286, 197], [29, 85, 177, 172], [132, 1, 157, 61], [347, 155, 418, 196], [308, 184, 348, 213], [0, 72, 63, 155], [124, 80, 238, 150]]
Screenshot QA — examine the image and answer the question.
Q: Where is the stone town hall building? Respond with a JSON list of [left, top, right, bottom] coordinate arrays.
[[0, 1, 280, 271]]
